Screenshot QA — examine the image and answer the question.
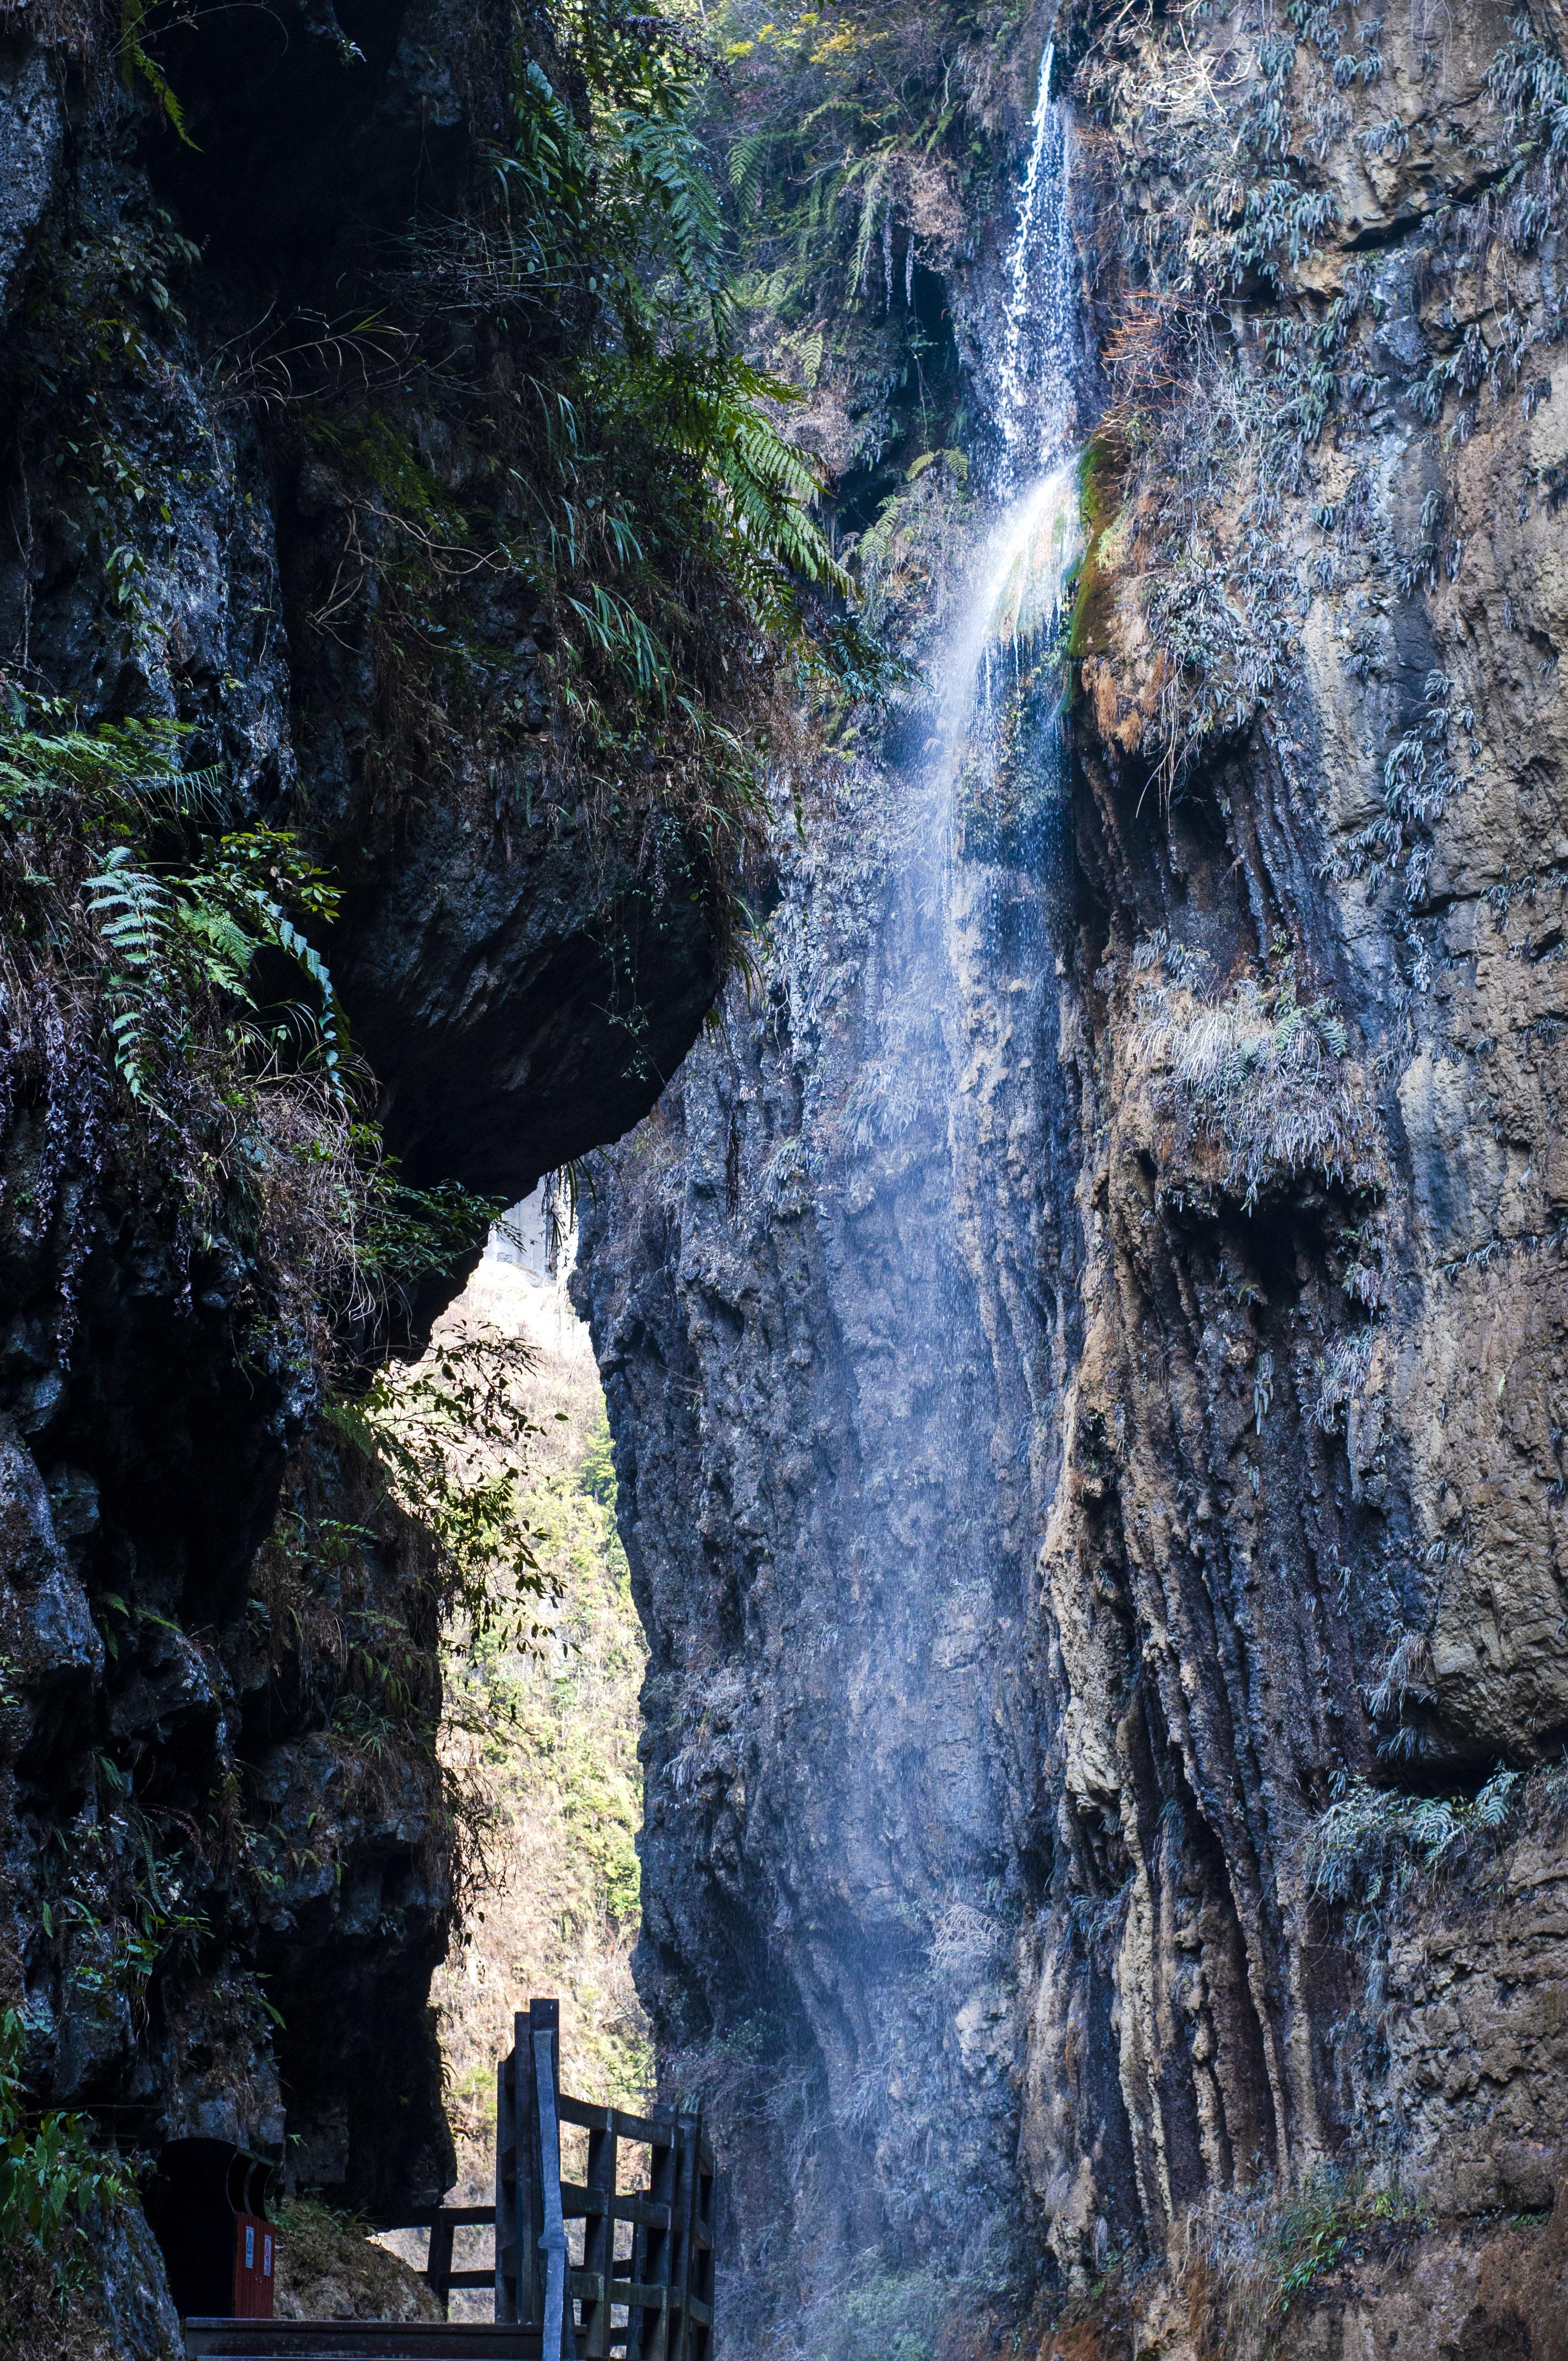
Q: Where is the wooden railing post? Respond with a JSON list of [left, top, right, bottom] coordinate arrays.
[[580, 2098, 618, 2357], [494, 2032, 519, 2320], [533, 2013, 571, 2361], [689, 2121, 715, 2361], [526, 1999, 555, 2339], [634, 2105, 677, 2361], [427, 2211, 456, 2320], [667, 2115, 703, 2361]]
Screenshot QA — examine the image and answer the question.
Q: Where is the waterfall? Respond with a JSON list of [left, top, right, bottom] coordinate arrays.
[[997, 43, 1080, 493], [764, 30, 1088, 2302], [931, 32, 1084, 1047], [590, 41, 1095, 2327]]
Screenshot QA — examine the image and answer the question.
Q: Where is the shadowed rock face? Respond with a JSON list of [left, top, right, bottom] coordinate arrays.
[[574, 2, 1568, 2347], [0, 0, 718, 2284]]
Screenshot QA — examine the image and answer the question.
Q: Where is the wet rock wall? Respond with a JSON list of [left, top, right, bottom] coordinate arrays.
[[575, 1, 1568, 2348]]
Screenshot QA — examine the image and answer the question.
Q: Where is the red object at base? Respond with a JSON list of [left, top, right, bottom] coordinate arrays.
[[231, 2211, 276, 2318]]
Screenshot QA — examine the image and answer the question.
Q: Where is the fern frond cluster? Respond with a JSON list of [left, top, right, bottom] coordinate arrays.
[[0, 711, 493, 1362], [4, 715, 346, 1113]]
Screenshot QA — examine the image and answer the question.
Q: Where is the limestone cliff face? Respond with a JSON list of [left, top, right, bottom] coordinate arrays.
[[0, 0, 722, 2315], [575, 3, 1568, 2349]]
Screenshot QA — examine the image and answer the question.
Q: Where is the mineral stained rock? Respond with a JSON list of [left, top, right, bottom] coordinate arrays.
[[574, 3, 1568, 2349]]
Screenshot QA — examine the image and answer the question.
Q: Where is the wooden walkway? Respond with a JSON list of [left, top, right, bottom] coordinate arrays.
[[183, 2003, 714, 2361]]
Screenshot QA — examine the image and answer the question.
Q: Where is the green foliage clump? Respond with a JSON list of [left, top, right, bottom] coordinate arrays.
[[1199, 2164, 1424, 2358], [453, 1404, 643, 1938], [326, 1326, 553, 1646], [0, 2010, 128, 2299], [36, 1774, 211, 2025], [682, 0, 993, 649], [836, 2254, 943, 2361], [577, 1408, 620, 1508], [0, 708, 493, 1356], [0, 709, 342, 1100], [283, 0, 891, 964]]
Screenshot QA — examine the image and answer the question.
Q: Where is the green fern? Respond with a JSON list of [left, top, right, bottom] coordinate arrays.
[[117, 0, 197, 146], [0, 718, 220, 820], [246, 897, 350, 1094], [591, 349, 851, 628], [13, 732, 355, 1108], [85, 846, 173, 1105], [617, 102, 726, 307]]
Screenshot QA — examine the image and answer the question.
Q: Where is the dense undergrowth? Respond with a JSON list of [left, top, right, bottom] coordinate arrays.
[[693, 0, 1030, 651], [0, 2008, 144, 2357], [254, 0, 900, 965], [417, 1295, 650, 2257]]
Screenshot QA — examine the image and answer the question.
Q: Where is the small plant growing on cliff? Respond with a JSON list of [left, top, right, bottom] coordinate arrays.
[[1303, 1764, 1522, 1921], [1196, 2165, 1424, 2358], [1133, 943, 1376, 1210], [0, 715, 348, 1109], [326, 1326, 554, 1643], [0, 2011, 128, 2305], [0, 708, 497, 1355]]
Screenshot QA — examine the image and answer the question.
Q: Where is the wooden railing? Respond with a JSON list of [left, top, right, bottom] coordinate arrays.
[[383, 2000, 714, 2361]]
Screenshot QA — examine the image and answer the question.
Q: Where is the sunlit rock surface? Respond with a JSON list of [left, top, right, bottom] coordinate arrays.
[[576, 3, 1568, 2351]]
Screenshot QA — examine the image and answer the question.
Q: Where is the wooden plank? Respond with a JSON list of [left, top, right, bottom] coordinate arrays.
[[379, 2207, 498, 2230], [556, 2096, 685, 2150], [556, 2097, 674, 2148], [568, 2278, 675, 2313], [183, 2328, 543, 2359], [557, 2095, 616, 2135], [560, 2188, 671, 2232], [608, 2106, 673, 2148], [531, 2014, 570, 2361], [660, 2110, 711, 2361], [661, 2126, 685, 2361]]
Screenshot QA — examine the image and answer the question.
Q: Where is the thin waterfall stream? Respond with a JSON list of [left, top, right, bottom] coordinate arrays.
[[560, 7, 1568, 2346], [760, 35, 1091, 2298]]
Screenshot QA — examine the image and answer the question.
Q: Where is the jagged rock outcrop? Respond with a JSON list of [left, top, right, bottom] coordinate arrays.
[[0, 0, 727, 2325], [575, 2, 1568, 2351]]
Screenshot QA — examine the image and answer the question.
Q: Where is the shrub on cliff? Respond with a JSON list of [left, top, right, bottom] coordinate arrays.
[[0, 709, 495, 1370], [1131, 939, 1378, 1212], [0, 2008, 149, 2356]]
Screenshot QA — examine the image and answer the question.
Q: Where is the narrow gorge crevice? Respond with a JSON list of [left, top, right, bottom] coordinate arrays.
[[3, 0, 1568, 2354]]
